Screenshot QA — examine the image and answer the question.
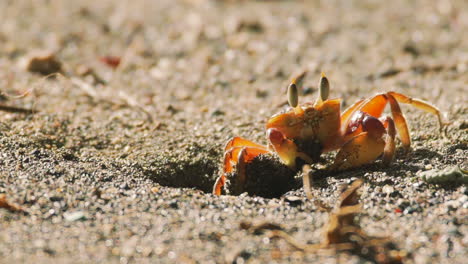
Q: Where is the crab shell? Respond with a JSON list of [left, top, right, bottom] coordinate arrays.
[[265, 99, 341, 169]]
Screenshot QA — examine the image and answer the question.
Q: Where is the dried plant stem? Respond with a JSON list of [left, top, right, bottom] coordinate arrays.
[[71, 77, 153, 122], [0, 104, 36, 114], [302, 165, 313, 199]]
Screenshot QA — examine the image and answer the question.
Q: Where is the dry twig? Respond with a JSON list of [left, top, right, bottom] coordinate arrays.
[[0, 104, 36, 114], [244, 179, 407, 263], [302, 165, 313, 200], [0, 194, 27, 214], [70, 77, 153, 122], [369, 60, 468, 80]]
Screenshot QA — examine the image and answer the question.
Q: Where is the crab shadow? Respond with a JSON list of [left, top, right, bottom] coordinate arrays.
[[141, 140, 461, 197], [308, 148, 452, 189], [224, 146, 462, 198]]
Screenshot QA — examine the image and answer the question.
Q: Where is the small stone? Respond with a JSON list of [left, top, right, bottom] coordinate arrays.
[[211, 109, 225, 116], [403, 204, 421, 214], [419, 166, 467, 184], [120, 183, 130, 190], [20, 52, 62, 75], [29, 149, 40, 156], [49, 196, 63, 202], [168, 200, 178, 209], [382, 185, 394, 195], [63, 211, 86, 222], [33, 239, 46, 248], [284, 196, 303, 206], [121, 236, 138, 257]]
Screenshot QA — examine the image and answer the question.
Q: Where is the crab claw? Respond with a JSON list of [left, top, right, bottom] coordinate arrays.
[[267, 128, 314, 169], [331, 115, 387, 171], [267, 128, 297, 169]]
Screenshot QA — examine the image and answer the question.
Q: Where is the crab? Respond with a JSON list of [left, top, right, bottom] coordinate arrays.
[[213, 73, 444, 196]]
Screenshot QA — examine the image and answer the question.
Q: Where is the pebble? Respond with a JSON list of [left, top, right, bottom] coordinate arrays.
[[419, 166, 467, 184], [63, 211, 86, 222], [403, 204, 421, 214], [283, 196, 303, 206], [19, 51, 63, 75], [382, 185, 394, 195]]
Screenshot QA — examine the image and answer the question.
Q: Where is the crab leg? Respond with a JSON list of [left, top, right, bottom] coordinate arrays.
[[386, 94, 411, 150], [388, 92, 444, 132], [341, 93, 408, 149], [224, 136, 267, 152], [213, 137, 268, 195], [380, 116, 396, 165], [222, 137, 268, 175], [358, 94, 389, 117], [212, 175, 225, 196], [341, 92, 443, 150], [233, 147, 270, 194]]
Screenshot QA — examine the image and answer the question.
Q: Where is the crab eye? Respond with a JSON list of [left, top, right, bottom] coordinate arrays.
[[318, 73, 329, 101], [287, 83, 298, 108]]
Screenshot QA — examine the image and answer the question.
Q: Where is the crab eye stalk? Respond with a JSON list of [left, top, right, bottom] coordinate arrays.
[[314, 72, 330, 107], [288, 71, 307, 109], [318, 72, 329, 101], [287, 83, 298, 108]]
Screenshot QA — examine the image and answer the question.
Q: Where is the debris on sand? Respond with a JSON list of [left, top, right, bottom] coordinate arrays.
[[244, 179, 407, 263], [63, 211, 87, 222], [0, 104, 36, 114], [20, 52, 63, 75], [419, 166, 468, 184], [75, 64, 107, 85], [302, 165, 313, 199], [99, 56, 121, 69], [0, 194, 27, 214], [240, 221, 284, 235], [70, 77, 153, 122]]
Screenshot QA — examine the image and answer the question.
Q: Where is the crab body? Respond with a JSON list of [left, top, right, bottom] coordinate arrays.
[[213, 73, 443, 196]]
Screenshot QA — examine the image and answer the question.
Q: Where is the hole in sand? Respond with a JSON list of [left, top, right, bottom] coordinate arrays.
[[140, 143, 300, 198]]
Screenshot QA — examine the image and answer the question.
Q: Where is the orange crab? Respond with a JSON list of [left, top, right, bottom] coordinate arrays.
[[213, 73, 444, 196]]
